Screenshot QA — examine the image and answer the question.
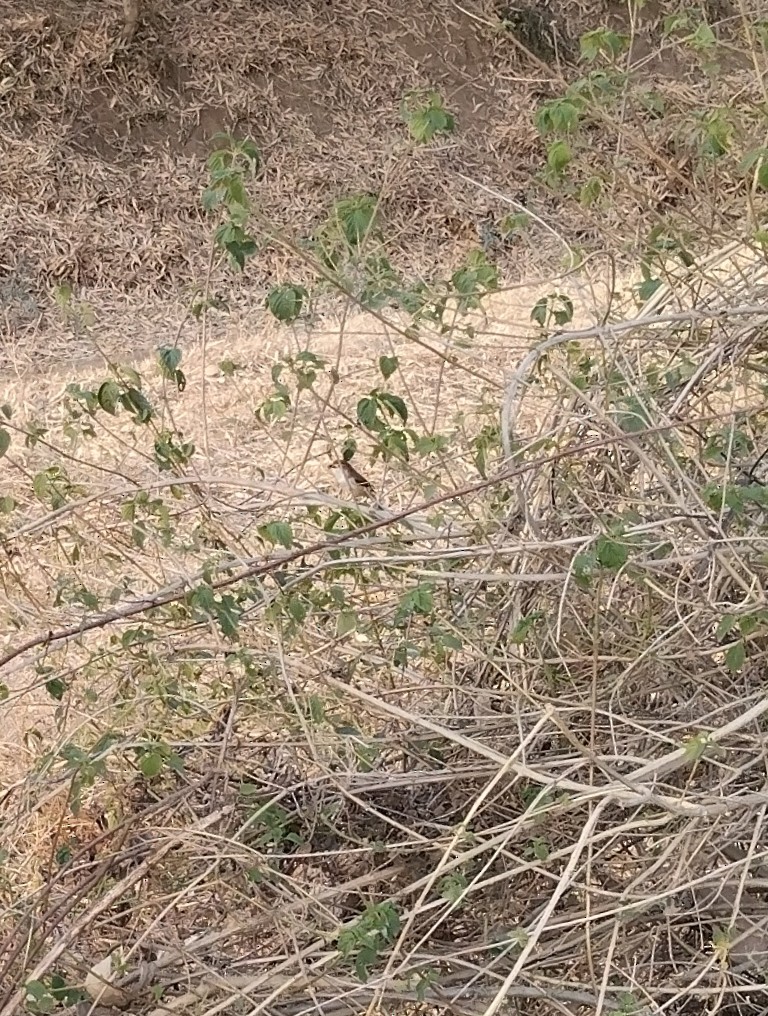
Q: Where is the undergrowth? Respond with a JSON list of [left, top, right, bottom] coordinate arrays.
[[3, 9, 768, 1016]]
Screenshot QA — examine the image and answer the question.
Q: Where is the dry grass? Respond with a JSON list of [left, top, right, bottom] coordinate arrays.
[[3, 260, 768, 1014], [4, 1, 768, 1014], [2, 0, 766, 365]]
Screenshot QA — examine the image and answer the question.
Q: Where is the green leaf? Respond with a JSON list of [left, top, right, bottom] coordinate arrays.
[[738, 147, 765, 176], [613, 395, 651, 433], [414, 968, 438, 1001], [663, 12, 690, 34], [725, 639, 746, 673], [438, 871, 467, 904], [437, 631, 462, 651], [239, 138, 261, 166], [595, 535, 629, 570], [120, 388, 153, 423], [715, 613, 737, 641], [337, 610, 358, 636], [500, 211, 531, 235], [97, 380, 120, 415], [397, 584, 434, 621], [688, 21, 716, 49], [259, 522, 294, 549], [636, 275, 662, 301], [259, 392, 290, 423], [335, 194, 378, 248], [357, 396, 379, 429], [699, 111, 731, 158], [202, 186, 225, 212], [0, 429, 10, 458], [308, 695, 326, 724], [531, 836, 550, 860], [140, 751, 164, 779], [55, 844, 72, 866], [379, 392, 408, 423], [354, 945, 378, 982], [683, 732, 711, 761], [380, 901, 401, 938], [381, 428, 409, 461], [738, 614, 761, 637], [393, 641, 418, 666], [530, 298, 548, 327], [536, 98, 581, 134], [552, 295, 573, 325], [227, 238, 258, 270], [266, 284, 308, 323], [214, 593, 242, 639], [379, 355, 398, 380], [25, 981, 55, 1014], [53, 283, 73, 309], [580, 176, 602, 206], [45, 678, 66, 701], [510, 611, 544, 644], [219, 359, 240, 377], [580, 27, 629, 61], [451, 255, 499, 308], [287, 596, 308, 624], [639, 89, 665, 117], [405, 92, 456, 142], [158, 346, 182, 375], [546, 140, 572, 175]]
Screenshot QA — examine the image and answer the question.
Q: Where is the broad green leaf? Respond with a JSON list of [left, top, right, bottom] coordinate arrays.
[[158, 346, 182, 375], [140, 752, 164, 779], [120, 388, 152, 423], [438, 871, 467, 903], [266, 284, 307, 323], [546, 140, 572, 174], [215, 593, 242, 639], [379, 392, 408, 423], [287, 597, 308, 624], [379, 355, 398, 380], [354, 945, 378, 982], [259, 522, 294, 549], [715, 613, 737, 641], [97, 380, 120, 415], [530, 297, 548, 327], [725, 639, 746, 673], [357, 396, 379, 429], [337, 610, 358, 636], [689, 22, 716, 49], [45, 678, 66, 701], [636, 276, 662, 301], [596, 535, 629, 570], [580, 176, 602, 206], [219, 359, 240, 376]]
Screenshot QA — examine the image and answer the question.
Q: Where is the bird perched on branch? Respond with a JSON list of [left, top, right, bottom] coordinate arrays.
[[330, 456, 375, 500]]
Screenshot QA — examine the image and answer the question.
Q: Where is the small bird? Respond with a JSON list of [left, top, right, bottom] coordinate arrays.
[[331, 456, 375, 500]]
